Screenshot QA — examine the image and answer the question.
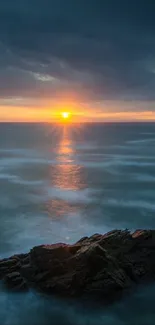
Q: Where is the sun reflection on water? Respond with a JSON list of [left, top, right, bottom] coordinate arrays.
[[55, 126, 82, 190], [48, 126, 86, 217]]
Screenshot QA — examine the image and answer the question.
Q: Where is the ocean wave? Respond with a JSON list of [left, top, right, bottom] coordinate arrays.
[[80, 160, 155, 168], [105, 198, 155, 211], [46, 187, 97, 203], [134, 174, 155, 182], [127, 138, 155, 144]]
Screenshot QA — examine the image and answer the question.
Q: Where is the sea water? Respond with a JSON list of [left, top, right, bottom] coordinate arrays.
[[0, 122, 155, 325]]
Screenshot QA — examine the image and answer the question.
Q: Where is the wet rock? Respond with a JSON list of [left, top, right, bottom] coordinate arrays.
[[1, 230, 155, 302], [20, 264, 36, 281], [0, 258, 21, 279], [0, 258, 18, 268], [4, 272, 28, 291]]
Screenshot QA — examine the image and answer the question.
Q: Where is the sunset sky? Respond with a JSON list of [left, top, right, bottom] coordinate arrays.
[[1, 0, 155, 122]]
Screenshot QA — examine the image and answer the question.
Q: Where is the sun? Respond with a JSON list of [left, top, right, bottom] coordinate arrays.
[[61, 112, 70, 120]]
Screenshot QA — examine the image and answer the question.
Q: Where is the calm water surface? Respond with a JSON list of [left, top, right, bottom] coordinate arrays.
[[0, 122, 155, 325]]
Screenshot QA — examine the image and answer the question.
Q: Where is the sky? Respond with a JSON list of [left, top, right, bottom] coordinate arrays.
[[1, 0, 155, 122]]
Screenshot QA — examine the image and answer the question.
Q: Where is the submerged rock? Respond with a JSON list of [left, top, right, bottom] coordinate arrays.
[[1, 230, 155, 301]]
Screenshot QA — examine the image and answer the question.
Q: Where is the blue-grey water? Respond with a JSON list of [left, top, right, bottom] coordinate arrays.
[[0, 122, 155, 325]]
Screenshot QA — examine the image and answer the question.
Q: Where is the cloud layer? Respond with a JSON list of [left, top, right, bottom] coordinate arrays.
[[1, 0, 155, 119]]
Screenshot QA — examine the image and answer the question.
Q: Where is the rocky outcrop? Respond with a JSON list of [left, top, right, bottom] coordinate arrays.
[[1, 230, 155, 302]]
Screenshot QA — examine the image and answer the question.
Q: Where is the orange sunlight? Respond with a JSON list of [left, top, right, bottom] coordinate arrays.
[[61, 112, 70, 119], [1, 100, 155, 122], [60, 112, 71, 122]]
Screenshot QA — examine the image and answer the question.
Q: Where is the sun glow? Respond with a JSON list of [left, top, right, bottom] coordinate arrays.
[[61, 112, 70, 119], [59, 112, 72, 123]]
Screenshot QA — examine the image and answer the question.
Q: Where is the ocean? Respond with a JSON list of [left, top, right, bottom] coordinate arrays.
[[0, 122, 155, 325]]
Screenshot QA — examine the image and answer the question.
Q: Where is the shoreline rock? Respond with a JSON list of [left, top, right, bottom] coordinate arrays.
[[1, 230, 155, 303]]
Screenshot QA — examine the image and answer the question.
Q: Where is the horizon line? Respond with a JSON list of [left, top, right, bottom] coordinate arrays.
[[0, 120, 155, 124]]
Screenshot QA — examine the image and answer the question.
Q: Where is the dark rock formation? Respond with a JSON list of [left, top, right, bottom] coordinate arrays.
[[1, 230, 155, 302]]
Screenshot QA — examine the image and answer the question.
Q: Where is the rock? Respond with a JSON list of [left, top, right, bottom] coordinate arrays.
[[0, 258, 18, 268], [20, 264, 36, 280], [1, 230, 155, 302], [0, 267, 10, 280], [4, 272, 28, 291], [75, 236, 88, 245], [0, 258, 21, 279]]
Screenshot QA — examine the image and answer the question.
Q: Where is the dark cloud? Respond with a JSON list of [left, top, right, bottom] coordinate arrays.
[[0, 0, 155, 105]]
